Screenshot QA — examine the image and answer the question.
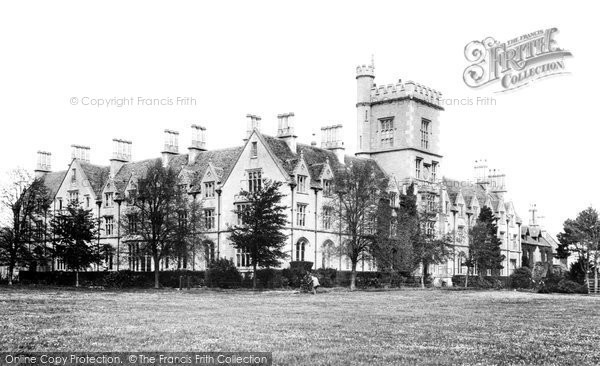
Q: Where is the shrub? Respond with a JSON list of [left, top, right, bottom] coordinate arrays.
[[557, 279, 588, 294], [568, 257, 587, 284], [509, 267, 534, 289], [255, 268, 285, 289], [314, 268, 337, 287], [205, 259, 242, 288], [282, 262, 313, 288]]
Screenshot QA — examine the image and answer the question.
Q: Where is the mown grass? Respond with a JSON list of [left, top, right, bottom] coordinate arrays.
[[1, 287, 599, 365]]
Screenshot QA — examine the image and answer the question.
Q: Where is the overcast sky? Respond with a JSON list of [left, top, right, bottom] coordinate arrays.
[[0, 0, 597, 236]]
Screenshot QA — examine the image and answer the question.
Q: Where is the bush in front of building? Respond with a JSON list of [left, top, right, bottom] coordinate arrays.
[[537, 269, 587, 294], [281, 261, 314, 288], [205, 258, 242, 288], [451, 275, 506, 289], [509, 267, 534, 289], [253, 268, 286, 289], [314, 268, 337, 287], [18, 270, 206, 288]]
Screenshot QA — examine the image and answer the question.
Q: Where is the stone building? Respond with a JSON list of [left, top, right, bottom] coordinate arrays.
[[30, 60, 531, 282]]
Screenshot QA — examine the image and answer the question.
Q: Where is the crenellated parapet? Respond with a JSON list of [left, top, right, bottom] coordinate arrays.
[[370, 79, 442, 107], [356, 64, 375, 78]]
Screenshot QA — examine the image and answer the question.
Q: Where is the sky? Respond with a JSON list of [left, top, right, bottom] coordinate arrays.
[[0, 0, 597, 236]]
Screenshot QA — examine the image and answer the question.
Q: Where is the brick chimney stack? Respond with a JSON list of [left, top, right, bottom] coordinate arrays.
[[162, 129, 179, 167], [321, 124, 345, 165], [110, 138, 132, 177], [277, 112, 297, 152], [245, 114, 261, 141], [34, 151, 52, 178], [71, 145, 90, 162], [188, 124, 207, 164]]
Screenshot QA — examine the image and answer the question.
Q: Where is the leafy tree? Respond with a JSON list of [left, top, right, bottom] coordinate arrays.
[[327, 161, 389, 290], [121, 160, 203, 289], [0, 169, 51, 285], [229, 180, 288, 289], [469, 206, 505, 278], [412, 196, 452, 289], [371, 184, 418, 277], [51, 201, 101, 286], [556, 207, 600, 292]]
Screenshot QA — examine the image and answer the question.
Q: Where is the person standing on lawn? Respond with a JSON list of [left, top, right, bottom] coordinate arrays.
[[311, 272, 320, 295]]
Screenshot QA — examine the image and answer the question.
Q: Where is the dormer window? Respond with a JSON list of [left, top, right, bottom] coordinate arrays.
[[127, 189, 137, 205], [105, 192, 114, 207], [297, 175, 307, 193], [323, 179, 333, 197], [204, 182, 215, 198]]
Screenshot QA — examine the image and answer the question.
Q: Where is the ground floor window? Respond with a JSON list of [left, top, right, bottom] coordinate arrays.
[[295, 239, 307, 261], [236, 248, 251, 267]]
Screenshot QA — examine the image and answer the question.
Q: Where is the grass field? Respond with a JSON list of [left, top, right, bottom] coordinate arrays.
[[1, 287, 599, 365]]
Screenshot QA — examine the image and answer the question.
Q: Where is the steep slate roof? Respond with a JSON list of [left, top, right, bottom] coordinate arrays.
[[185, 146, 244, 190], [79, 162, 110, 197], [112, 158, 161, 193], [42, 133, 385, 199], [262, 134, 383, 183], [442, 178, 500, 209], [42, 171, 67, 199]]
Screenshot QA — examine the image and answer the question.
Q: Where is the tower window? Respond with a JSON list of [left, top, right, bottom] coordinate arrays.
[[431, 161, 438, 182], [380, 118, 394, 146], [415, 158, 422, 179], [421, 118, 430, 149]]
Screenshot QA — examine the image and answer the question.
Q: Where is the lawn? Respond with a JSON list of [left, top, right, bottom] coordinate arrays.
[[1, 287, 599, 365]]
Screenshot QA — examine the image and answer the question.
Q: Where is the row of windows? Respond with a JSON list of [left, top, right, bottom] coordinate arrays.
[[415, 159, 438, 181], [378, 117, 431, 149]]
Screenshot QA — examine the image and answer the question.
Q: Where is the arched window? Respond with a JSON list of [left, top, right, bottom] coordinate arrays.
[[204, 240, 215, 267], [321, 240, 334, 268], [295, 239, 307, 261]]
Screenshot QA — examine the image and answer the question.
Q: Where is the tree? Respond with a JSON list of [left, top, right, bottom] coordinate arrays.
[[411, 189, 452, 288], [556, 207, 600, 292], [51, 201, 101, 286], [327, 161, 389, 290], [0, 169, 51, 285], [229, 180, 288, 289], [370, 185, 418, 277], [469, 206, 505, 279], [121, 160, 203, 289]]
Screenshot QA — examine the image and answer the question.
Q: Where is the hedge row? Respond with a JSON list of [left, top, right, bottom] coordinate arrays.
[[18, 270, 205, 288]]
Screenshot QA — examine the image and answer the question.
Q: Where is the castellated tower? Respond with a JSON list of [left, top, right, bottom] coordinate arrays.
[[355, 62, 444, 186]]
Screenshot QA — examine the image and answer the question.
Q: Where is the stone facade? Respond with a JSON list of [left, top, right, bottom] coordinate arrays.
[[31, 61, 532, 283]]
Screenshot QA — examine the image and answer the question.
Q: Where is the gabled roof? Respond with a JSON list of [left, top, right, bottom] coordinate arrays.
[[185, 146, 244, 190], [78, 161, 110, 197], [112, 158, 161, 193], [262, 134, 383, 182], [42, 171, 67, 199]]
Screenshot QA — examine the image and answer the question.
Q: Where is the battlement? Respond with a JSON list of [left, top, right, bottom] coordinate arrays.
[[370, 79, 442, 107], [356, 64, 375, 78]]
